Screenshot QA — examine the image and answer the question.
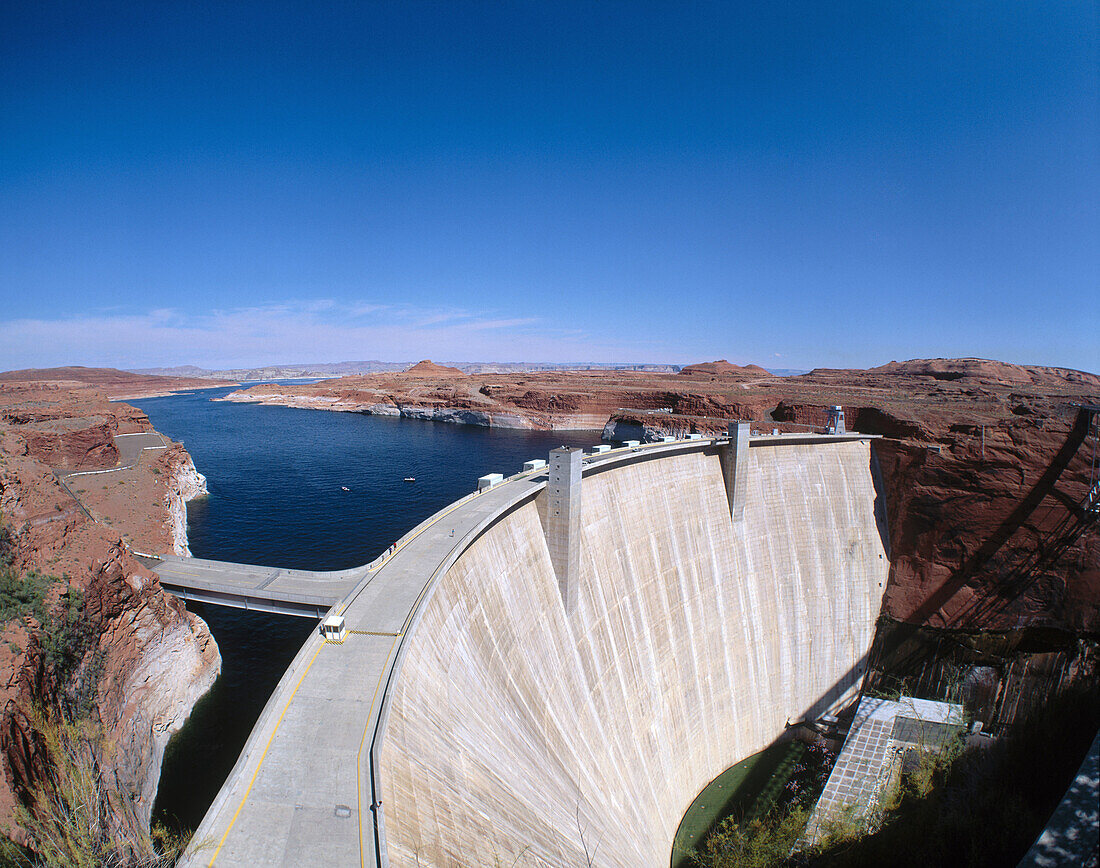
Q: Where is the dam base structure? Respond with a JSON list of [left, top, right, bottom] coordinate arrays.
[[181, 431, 890, 867]]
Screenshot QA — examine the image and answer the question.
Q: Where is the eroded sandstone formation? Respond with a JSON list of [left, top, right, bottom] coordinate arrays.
[[0, 366, 236, 399], [222, 356, 1099, 657], [0, 379, 220, 853], [217, 358, 782, 429]]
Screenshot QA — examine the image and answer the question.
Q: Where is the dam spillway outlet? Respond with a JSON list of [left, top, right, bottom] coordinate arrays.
[[378, 438, 889, 867]]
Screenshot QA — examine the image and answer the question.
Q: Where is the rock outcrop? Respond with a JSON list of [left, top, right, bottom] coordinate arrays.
[[217, 366, 787, 430], [165, 450, 208, 557], [867, 357, 1100, 388], [677, 359, 772, 378], [401, 359, 466, 377], [0, 366, 237, 399], [0, 381, 220, 851]]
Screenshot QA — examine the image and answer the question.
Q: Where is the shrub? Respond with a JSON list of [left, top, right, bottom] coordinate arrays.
[[0, 565, 50, 626], [0, 564, 99, 707], [0, 707, 188, 867], [694, 807, 811, 868], [0, 525, 13, 567], [38, 587, 96, 681]]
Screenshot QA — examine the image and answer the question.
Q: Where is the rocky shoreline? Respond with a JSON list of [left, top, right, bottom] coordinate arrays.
[[165, 450, 208, 557], [0, 378, 220, 854], [217, 388, 608, 430], [222, 357, 1100, 636]]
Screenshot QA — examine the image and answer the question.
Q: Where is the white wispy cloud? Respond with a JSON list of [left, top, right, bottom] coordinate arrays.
[[0, 300, 668, 370]]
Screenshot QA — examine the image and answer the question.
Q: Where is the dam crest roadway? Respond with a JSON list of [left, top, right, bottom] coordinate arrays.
[[168, 428, 888, 868]]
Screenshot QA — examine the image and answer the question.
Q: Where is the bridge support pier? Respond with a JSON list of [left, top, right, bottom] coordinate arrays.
[[722, 422, 751, 522], [546, 447, 583, 613]]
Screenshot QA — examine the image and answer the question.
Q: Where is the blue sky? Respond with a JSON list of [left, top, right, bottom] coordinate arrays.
[[1, 1, 1097, 372]]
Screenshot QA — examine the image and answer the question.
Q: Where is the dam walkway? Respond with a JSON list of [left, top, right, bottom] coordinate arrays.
[[177, 429, 877, 868]]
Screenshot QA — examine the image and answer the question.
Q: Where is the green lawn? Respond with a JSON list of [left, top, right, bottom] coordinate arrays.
[[671, 741, 806, 868]]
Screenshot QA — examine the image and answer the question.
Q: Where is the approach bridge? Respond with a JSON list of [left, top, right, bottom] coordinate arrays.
[[147, 556, 367, 618]]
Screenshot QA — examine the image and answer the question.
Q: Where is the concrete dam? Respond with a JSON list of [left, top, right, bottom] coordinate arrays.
[[180, 432, 890, 867]]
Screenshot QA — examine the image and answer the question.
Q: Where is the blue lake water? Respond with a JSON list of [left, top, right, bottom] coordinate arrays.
[[129, 384, 600, 832]]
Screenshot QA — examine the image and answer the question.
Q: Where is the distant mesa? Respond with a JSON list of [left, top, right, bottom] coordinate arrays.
[[0, 365, 236, 398], [132, 360, 683, 378], [869, 358, 1100, 387], [678, 360, 772, 378], [0, 365, 149, 385], [402, 359, 466, 377]]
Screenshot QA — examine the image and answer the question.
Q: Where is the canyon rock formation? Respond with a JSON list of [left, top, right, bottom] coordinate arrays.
[[223, 358, 1099, 639], [0, 366, 236, 400], [0, 377, 220, 852], [2, 357, 1096, 859]]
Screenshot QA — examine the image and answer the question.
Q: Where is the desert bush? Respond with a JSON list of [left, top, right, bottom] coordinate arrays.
[[0, 563, 101, 719], [809, 686, 1099, 868], [0, 566, 50, 626], [0, 708, 187, 868], [0, 525, 15, 566], [693, 806, 811, 868], [38, 587, 96, 681]]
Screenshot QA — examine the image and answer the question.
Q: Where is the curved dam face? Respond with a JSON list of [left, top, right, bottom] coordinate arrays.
[[379, 441, 890, 866]]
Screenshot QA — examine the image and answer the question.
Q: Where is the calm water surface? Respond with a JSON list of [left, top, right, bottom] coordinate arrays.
[[131, 384, 599, 831]]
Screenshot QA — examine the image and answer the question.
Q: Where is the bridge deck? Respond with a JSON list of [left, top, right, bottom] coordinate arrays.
[[178, 432, 877, 867], [151, 556, 365, 618]]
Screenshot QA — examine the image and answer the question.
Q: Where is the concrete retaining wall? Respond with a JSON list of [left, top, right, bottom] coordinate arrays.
[[379, 441, 890, 866]]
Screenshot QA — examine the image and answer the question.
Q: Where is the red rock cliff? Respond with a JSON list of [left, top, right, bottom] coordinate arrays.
[[0, 383, 220, 852]]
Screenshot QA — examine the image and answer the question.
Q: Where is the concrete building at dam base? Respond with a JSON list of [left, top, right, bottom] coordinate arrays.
[[174, 427, 893, 867]]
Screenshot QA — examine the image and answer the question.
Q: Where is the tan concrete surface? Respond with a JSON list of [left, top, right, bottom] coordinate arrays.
[[379, 442, 889, 866], [179, 435, 889, 867]]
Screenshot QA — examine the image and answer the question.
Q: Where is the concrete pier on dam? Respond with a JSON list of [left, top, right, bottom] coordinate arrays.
[[179, 429, 890, 867]]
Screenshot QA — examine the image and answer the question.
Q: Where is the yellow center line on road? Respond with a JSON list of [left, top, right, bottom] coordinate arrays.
[[206, 641, 324, 866], [205, 476, 542, 865]]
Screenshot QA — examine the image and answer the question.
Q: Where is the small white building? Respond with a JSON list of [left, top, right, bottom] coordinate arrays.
[[320, 614, 347, 643], [590, 444, 611, 454], [522, 459, 546, 472], [477, 473, 504, 490]]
